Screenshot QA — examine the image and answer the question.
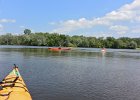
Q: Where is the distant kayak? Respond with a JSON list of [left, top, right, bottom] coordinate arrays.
[[48, 47, 71, 51], [0, 65, 32, 100], [101, 48, 106, 52]]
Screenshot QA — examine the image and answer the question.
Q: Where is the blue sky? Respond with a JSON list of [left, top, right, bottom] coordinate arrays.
[[0, 0, 140, 38]]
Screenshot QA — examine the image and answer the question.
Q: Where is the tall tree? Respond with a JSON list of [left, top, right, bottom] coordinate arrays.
[[24, 29, 31, 35]]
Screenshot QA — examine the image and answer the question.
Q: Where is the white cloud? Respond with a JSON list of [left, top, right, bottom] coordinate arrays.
[[104, 11, 133, 21], [131, 29, 140, 33], [0, 19, 16, 23], [104, 0, 140, 22], [110, 25, 128, 31], [49, 22, 57, 25], [109, 25, 129, 34], [121, 0, 140, 10], [131, 26, 140, 33], [0, 24, 3, 30], [52, 17, 111, 33], [0, 19, 16, 32], [51, 0, 140, 35], [19, 26, 25, 28]]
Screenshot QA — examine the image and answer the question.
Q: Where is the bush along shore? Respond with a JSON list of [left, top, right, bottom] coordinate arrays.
[[0, 29, 140, 49]]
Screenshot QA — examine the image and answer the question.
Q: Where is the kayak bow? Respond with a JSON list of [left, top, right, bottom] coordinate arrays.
[[0, 66, 32, 100]]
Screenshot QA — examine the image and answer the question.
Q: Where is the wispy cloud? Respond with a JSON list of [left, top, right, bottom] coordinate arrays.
[[0, 19, 16, 23], [19, 26, 25, 28], [0, 18, 16, 33], [0, 24, 3, 30], [109, 25, 129, 34], [131, 26, 140, 33], [51, 0, 140, 36]]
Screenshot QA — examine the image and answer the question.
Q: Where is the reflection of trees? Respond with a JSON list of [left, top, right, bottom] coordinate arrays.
[[0, 47, 139, 59], [0, 48, 103, 58]]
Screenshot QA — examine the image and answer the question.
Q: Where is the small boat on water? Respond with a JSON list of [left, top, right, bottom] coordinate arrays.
[[48, 47, 71, 51], [0, 65, 32, 100], [101, 48, 106, 52]]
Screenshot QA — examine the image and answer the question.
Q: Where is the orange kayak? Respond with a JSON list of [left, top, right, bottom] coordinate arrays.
[[0, 66, 32, 100], [48, 47, 71, 51]]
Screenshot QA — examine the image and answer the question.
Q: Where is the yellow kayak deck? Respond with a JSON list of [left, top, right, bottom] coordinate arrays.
[[0, 66, 32, 100]]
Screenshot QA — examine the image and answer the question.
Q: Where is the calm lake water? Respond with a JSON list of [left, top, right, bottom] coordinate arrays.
[[0, 46, 140, 100]]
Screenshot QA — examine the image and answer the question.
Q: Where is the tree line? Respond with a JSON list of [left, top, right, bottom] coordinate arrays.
[[0, 29, 139, 49]]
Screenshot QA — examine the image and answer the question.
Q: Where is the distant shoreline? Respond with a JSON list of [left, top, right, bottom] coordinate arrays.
[[0, 45, 139, 50], [0, 32, 139, 49]]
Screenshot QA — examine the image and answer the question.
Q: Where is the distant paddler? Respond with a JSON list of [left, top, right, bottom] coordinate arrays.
[[101, 47, 106, 52]]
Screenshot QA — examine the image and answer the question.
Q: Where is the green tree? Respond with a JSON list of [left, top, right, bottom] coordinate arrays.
[[24, 29, 31, 35], [127, 41, 137, 49], [105, 37, 115, 48]]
